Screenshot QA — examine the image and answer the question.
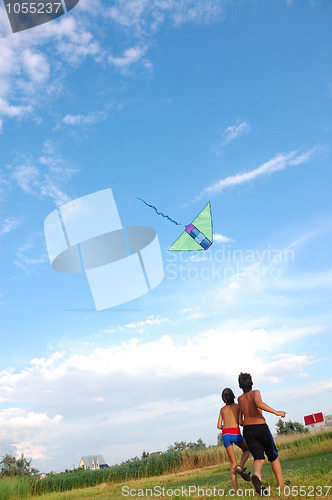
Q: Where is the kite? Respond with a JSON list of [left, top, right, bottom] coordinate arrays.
[[168, 202, 213, 251], [138, 198, 213, 251]]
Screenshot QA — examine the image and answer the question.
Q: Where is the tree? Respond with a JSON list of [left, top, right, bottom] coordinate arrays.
[[276, 419, 309, 435], [276, 418, 286, 435], [196, 438, 206, 449], [0, 453, 39, 476], [217, 432, 223, 446], [172, 441, 187, 451]]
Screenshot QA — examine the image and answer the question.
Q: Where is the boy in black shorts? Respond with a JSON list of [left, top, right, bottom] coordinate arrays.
[[238, 373, 286, 495]]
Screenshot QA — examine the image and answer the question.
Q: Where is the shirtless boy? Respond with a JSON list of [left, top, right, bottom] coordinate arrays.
[[238, 373, 287, 495], [217, 388, 251, 493]]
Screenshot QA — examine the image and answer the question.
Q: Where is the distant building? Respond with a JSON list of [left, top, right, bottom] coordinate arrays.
[[304, 412, 326, 433], [79, 455, 108, 470], [324, 414, 332, 427]]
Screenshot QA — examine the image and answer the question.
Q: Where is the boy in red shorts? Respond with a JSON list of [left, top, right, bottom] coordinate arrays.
[[238, 373, 287, 495], [217, 388, 251, 493]]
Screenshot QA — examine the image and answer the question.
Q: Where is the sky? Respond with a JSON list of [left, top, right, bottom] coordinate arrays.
[[0, 0, 332, 473]]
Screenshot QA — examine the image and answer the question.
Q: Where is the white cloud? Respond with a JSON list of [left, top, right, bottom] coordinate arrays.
[[0, 217, 21, 236], [286, 227, 326, 250], [213, 120, 250, 154], [12, 442, 47, 461], [62, 112, 105, 126], [0, 408, 63, 460], [178, 307, 205, 320], [124, 316, 169, 332], [0, 10, 102, 130], [198, 148, 317, 199], [105, 0, 222, 33], [105, 315, 169, 334], [223, 120, 250, 143], [14, 233, 48, 272], [0, 316, 326, 469], [0, 326, 312, 394], [10, 140, 77, 206], [0, 0, 222, 129], [22, 49, 50, 84], [108, 45, 148, 68], [11, 163, 40, 194], [213, 233, 234, 243], [0, 97, 33, 119]]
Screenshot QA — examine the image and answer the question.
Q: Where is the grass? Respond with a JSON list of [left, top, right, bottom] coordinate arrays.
[[31, 450, 332, 499], [0, 430, 331, 499]]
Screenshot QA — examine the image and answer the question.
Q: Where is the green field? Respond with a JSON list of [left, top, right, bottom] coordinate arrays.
[[36, 450, 332, 500], [1, 431, 331, 499]]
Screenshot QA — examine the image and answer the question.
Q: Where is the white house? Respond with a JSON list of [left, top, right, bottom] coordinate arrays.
[[79, 455, 108, 470]]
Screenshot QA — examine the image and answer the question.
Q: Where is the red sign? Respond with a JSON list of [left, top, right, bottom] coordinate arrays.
[[304, 412, 324, 426]]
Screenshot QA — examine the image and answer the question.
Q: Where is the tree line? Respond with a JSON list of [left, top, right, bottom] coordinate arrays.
[[0, 420, 308, 477]]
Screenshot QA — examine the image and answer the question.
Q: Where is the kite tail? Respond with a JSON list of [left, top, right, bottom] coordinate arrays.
[[137, 198, 182, 225]]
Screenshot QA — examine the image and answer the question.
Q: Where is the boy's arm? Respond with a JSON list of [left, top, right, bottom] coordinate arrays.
[[253, 390, 286, 417], [217, 409, 223, 429]]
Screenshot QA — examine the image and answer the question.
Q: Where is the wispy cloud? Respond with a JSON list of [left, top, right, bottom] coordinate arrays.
[[275, 269, 332, 291], [108, 45, 150, 69], [213, 120, 250, 154], [286, 222, 332, 251], [14, 233, 48, 272], [213, 233, 234, 243], [0, 217, 21, 236], [0, 11, 102, 130], [9, 140, 77, 206], [105, 315, 169, 334], [197, 148, 317, 200], [0, 0, 222, 130], [62, 112, 106, 126], [223, 120, 250, 145], [178, 307, 206, 320], [105, 0, 222, 33]]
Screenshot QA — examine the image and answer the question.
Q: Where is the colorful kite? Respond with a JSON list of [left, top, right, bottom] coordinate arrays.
[[138, 198, 213, 251], [168, 202, 213, 251]]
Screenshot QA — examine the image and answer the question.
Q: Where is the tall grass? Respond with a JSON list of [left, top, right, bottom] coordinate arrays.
[[0, 477, 31, 500], [0, 429, 331, 499], [275, 429, 332, 460]]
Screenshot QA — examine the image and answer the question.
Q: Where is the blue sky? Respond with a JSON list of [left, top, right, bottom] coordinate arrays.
[[0, 0, 332, 472]]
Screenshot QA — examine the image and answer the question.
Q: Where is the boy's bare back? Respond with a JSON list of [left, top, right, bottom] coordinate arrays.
[[217, 402, 241, 429], [238, 390, 266, 425]]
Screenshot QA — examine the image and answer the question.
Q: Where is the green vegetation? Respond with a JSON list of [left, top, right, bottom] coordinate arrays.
[[0, 454, 39, 477], [276, 418, 309, 435], [0, 430, 331, 499]]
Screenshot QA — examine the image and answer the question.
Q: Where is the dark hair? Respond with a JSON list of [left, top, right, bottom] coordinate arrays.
[[238, 372, 253, 393], [222, 388, 235, 405]]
